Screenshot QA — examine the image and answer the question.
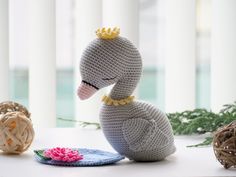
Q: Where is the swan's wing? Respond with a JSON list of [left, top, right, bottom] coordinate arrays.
[[122, 118, 170, 152]]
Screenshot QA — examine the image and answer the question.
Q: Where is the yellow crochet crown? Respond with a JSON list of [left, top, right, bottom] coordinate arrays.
[[96, 27, 120, 39]]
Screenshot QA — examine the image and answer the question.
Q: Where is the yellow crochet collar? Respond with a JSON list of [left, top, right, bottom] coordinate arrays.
[[102, 95, 135, 106]]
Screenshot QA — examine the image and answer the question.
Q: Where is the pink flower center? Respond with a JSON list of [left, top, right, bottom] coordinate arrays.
[[44, 147, 83, 162]]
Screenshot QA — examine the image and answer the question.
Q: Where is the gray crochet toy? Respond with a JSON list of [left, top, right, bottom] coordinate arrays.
[[77, 27, 176, 161]]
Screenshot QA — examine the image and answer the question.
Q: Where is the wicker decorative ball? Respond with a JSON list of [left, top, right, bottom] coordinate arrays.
[[213, 120, 236, 169], [0, 102, 34, 154], [0, 101, 31, 118]]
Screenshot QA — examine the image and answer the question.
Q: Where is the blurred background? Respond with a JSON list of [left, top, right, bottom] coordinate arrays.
[[1, 0, 235, 127]]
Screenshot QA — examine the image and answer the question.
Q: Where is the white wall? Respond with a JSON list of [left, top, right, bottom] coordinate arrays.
[[9, 0, 73, 69], [10, 0, 166, 70]]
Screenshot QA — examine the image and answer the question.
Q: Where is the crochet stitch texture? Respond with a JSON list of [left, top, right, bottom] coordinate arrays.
[[77, 28, 176, 161]]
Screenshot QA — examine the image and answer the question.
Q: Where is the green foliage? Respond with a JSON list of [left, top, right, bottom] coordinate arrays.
[[186, 137, 213, 148], [34, 150, 51, 160], [167, 102, 236, 147], [79, 121, 101, 129], [58, 117, 101, 129]]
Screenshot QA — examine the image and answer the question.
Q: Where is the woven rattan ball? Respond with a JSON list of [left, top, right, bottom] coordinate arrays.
[[0, 112, 34, 154], [213, 121, 236, 169], [0, 101, 30, 118]]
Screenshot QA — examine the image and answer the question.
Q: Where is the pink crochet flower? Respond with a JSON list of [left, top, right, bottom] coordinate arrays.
[[44, 147, 83, 162]]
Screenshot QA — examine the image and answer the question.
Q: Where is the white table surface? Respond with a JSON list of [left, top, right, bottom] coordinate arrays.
[[0, 128, 235, 177]]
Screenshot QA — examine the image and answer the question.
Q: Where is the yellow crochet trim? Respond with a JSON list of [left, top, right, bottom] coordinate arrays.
[[102, 95, 135, 106], [96, 27, 120, 39]]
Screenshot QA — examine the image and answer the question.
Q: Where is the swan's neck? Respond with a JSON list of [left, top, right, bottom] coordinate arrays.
[[109, 76, 141, 100], [109, 54, 142, 100]]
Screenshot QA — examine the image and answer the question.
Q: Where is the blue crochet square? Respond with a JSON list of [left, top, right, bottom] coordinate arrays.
[[34, 148, 125, 166]]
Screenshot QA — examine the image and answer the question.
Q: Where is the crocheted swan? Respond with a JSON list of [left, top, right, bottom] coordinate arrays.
[[77, 27, 176, 161]]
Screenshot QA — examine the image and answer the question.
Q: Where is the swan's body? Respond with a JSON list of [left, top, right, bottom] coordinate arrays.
[[78, 29, 175, 161], [100, 102, 175, 161]]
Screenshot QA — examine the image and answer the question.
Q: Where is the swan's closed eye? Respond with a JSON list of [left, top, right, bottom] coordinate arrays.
[[102, 76, 117, 81]]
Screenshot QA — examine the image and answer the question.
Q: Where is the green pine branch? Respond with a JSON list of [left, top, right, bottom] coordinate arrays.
[[57, 117, 101, 129], [167, 101, 236, 147]]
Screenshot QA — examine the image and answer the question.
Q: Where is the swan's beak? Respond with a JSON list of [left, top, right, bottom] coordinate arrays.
[[77, 81, 98, 100]]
